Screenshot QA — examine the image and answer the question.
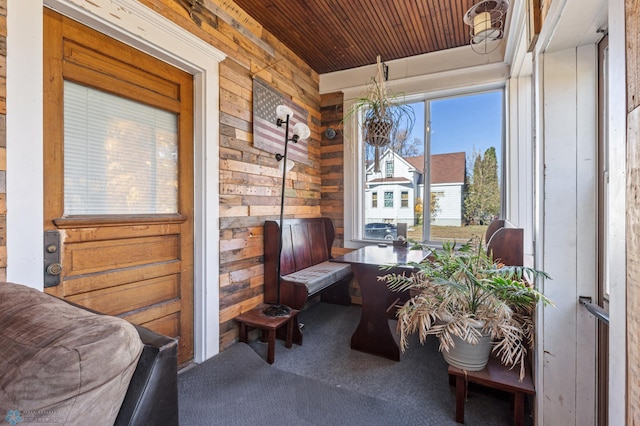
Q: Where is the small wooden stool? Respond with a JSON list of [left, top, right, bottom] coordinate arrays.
[[234, 304, 299, 364], [448, 355, 535, 426]]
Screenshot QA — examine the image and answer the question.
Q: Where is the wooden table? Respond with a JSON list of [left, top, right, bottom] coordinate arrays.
[[331, 244, 430, 360], [235, 304, 300, 364], [448, 355, 535, 425]]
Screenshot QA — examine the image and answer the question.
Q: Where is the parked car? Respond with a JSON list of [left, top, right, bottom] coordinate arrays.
[[364, 222, 397, 240]]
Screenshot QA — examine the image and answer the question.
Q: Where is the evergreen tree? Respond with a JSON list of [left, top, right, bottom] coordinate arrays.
[[464, 147, 500, 224]]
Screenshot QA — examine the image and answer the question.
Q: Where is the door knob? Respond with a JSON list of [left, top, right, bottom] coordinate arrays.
[[46, 263, 63, 276], [44, 231, 62, 287]]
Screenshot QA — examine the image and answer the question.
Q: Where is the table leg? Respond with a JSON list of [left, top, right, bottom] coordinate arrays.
[[285, 316, 293, 349], [455, 375, 465, 424], [239, 323, 248, 343], [267, 329, 276, 364], [513, 392, 524, 426], [350, 264, 400, 361]]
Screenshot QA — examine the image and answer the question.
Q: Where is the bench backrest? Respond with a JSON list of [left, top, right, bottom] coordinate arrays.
[[263, 218, 335, 303], [485, 219, 523, 266]]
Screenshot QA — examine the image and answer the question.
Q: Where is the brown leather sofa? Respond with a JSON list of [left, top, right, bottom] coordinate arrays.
[[114, 323, 178, 426]]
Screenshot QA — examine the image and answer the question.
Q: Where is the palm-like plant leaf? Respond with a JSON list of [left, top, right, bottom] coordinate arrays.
[[382, 235, 553, 381]]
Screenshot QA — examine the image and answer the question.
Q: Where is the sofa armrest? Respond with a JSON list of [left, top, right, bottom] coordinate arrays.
[[115, 325, 178, 426]]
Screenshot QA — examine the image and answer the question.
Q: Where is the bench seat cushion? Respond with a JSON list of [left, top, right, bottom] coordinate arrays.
[[282, 261, 352, 295]]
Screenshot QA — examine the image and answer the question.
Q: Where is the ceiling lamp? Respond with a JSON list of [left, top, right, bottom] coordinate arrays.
[[463, 0, 510, 55]]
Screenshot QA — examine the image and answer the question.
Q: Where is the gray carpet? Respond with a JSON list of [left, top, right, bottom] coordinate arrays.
[[179, 303, 528, 425]]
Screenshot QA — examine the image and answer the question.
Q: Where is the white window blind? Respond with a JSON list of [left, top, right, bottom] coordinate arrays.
[[64, 81, 178, 215]]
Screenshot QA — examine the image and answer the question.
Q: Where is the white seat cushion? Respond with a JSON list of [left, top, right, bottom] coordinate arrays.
[[282, 261, 352, 295]]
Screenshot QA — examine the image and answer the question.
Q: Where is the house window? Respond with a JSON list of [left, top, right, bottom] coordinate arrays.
[[385, 160, 394, 178], [362, 89, 504, 243], [372, 192, 378, 208], [384, 191, 393, 207]]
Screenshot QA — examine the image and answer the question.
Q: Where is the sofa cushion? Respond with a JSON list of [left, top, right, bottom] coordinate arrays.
[[0, 282, 144, 425], [282, 261, 352, 295]]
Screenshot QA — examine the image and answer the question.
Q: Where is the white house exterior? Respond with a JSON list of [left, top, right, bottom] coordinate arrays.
[[364, 150, 466, 226]]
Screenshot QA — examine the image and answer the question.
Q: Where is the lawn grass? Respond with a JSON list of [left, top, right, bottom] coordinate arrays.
[[406, 224, 488, 243]]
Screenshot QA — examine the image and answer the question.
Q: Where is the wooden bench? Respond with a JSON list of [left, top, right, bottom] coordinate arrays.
[[264, 218, 353, 345], [485, 219, 524, 266]]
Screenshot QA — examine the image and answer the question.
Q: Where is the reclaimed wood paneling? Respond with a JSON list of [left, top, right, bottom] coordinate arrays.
[[320, 92, 358, 302], [135, 0, 323, 348], [320, 92, 345, 244]]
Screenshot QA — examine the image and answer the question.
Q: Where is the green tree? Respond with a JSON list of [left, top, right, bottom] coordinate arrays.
[[464, 147, 500, 224]]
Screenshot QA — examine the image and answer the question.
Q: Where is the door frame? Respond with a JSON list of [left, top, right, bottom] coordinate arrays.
[[6, 0, 225, 362]]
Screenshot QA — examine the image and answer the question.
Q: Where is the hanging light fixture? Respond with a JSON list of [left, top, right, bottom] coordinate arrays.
[[463, 0, 510, 55], [263, 105, 311, 317]]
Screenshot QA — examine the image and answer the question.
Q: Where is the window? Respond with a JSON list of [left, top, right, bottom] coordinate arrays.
[[372, 192, 378, 208], [384, 191, 393, 208], [64, 81, 178, 215], [401, 191, 409, 208], [361, 90, 504, 243], [385, 160, 394, 178]]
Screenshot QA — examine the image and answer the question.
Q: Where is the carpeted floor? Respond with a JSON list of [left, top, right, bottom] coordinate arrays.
[[179, 302, 530, 426]]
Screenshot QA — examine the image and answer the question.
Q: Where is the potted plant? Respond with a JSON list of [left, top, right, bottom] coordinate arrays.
[[382, 238, 552, 380], [346, 56, 415, 172]]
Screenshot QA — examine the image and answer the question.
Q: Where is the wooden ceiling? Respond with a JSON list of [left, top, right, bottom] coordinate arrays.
[[232, 0, 483, 74]]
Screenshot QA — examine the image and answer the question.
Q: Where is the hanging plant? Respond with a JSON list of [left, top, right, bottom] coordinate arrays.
[[347, 56, 415, 172]]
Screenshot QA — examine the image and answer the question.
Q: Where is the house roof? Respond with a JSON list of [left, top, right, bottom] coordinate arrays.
[[430, 152, 466, 184], [366, 151, 465, 185], [404, 152, 466, 184]]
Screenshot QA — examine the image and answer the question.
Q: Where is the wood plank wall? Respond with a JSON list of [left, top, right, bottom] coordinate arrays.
[[0, 0, 6, 281], [627, 0, 640, 423], [320, 92, 359, 303], [135, 0, 328, 350], [320, 92, 345, 246]]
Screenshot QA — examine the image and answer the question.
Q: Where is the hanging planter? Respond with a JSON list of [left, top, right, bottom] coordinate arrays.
[[345, 56, 415, 172], [364, 114, 393, 171]]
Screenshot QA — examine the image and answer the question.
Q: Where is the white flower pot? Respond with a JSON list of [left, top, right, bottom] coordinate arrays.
[[441, 332, 493, 371]]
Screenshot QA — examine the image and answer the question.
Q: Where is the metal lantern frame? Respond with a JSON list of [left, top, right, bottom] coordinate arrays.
[[463, 0, 510, 55]]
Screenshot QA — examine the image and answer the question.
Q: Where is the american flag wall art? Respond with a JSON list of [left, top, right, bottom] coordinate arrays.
[[253, 78, 310, 165]]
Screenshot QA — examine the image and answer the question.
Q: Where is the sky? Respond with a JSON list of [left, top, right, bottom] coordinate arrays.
[[406, 90, 504, 159]]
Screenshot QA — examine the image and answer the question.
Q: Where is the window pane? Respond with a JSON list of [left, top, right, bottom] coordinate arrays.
[[430, 92, 502, 242], [64, 81, 178, 215], [401, 191, 409, 208], [385, 160, 394, 178], [384, 191, 393, 207], [362, 90, 503, 243], [372, 192, 378, 208], [363, 101, 424, 241]]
